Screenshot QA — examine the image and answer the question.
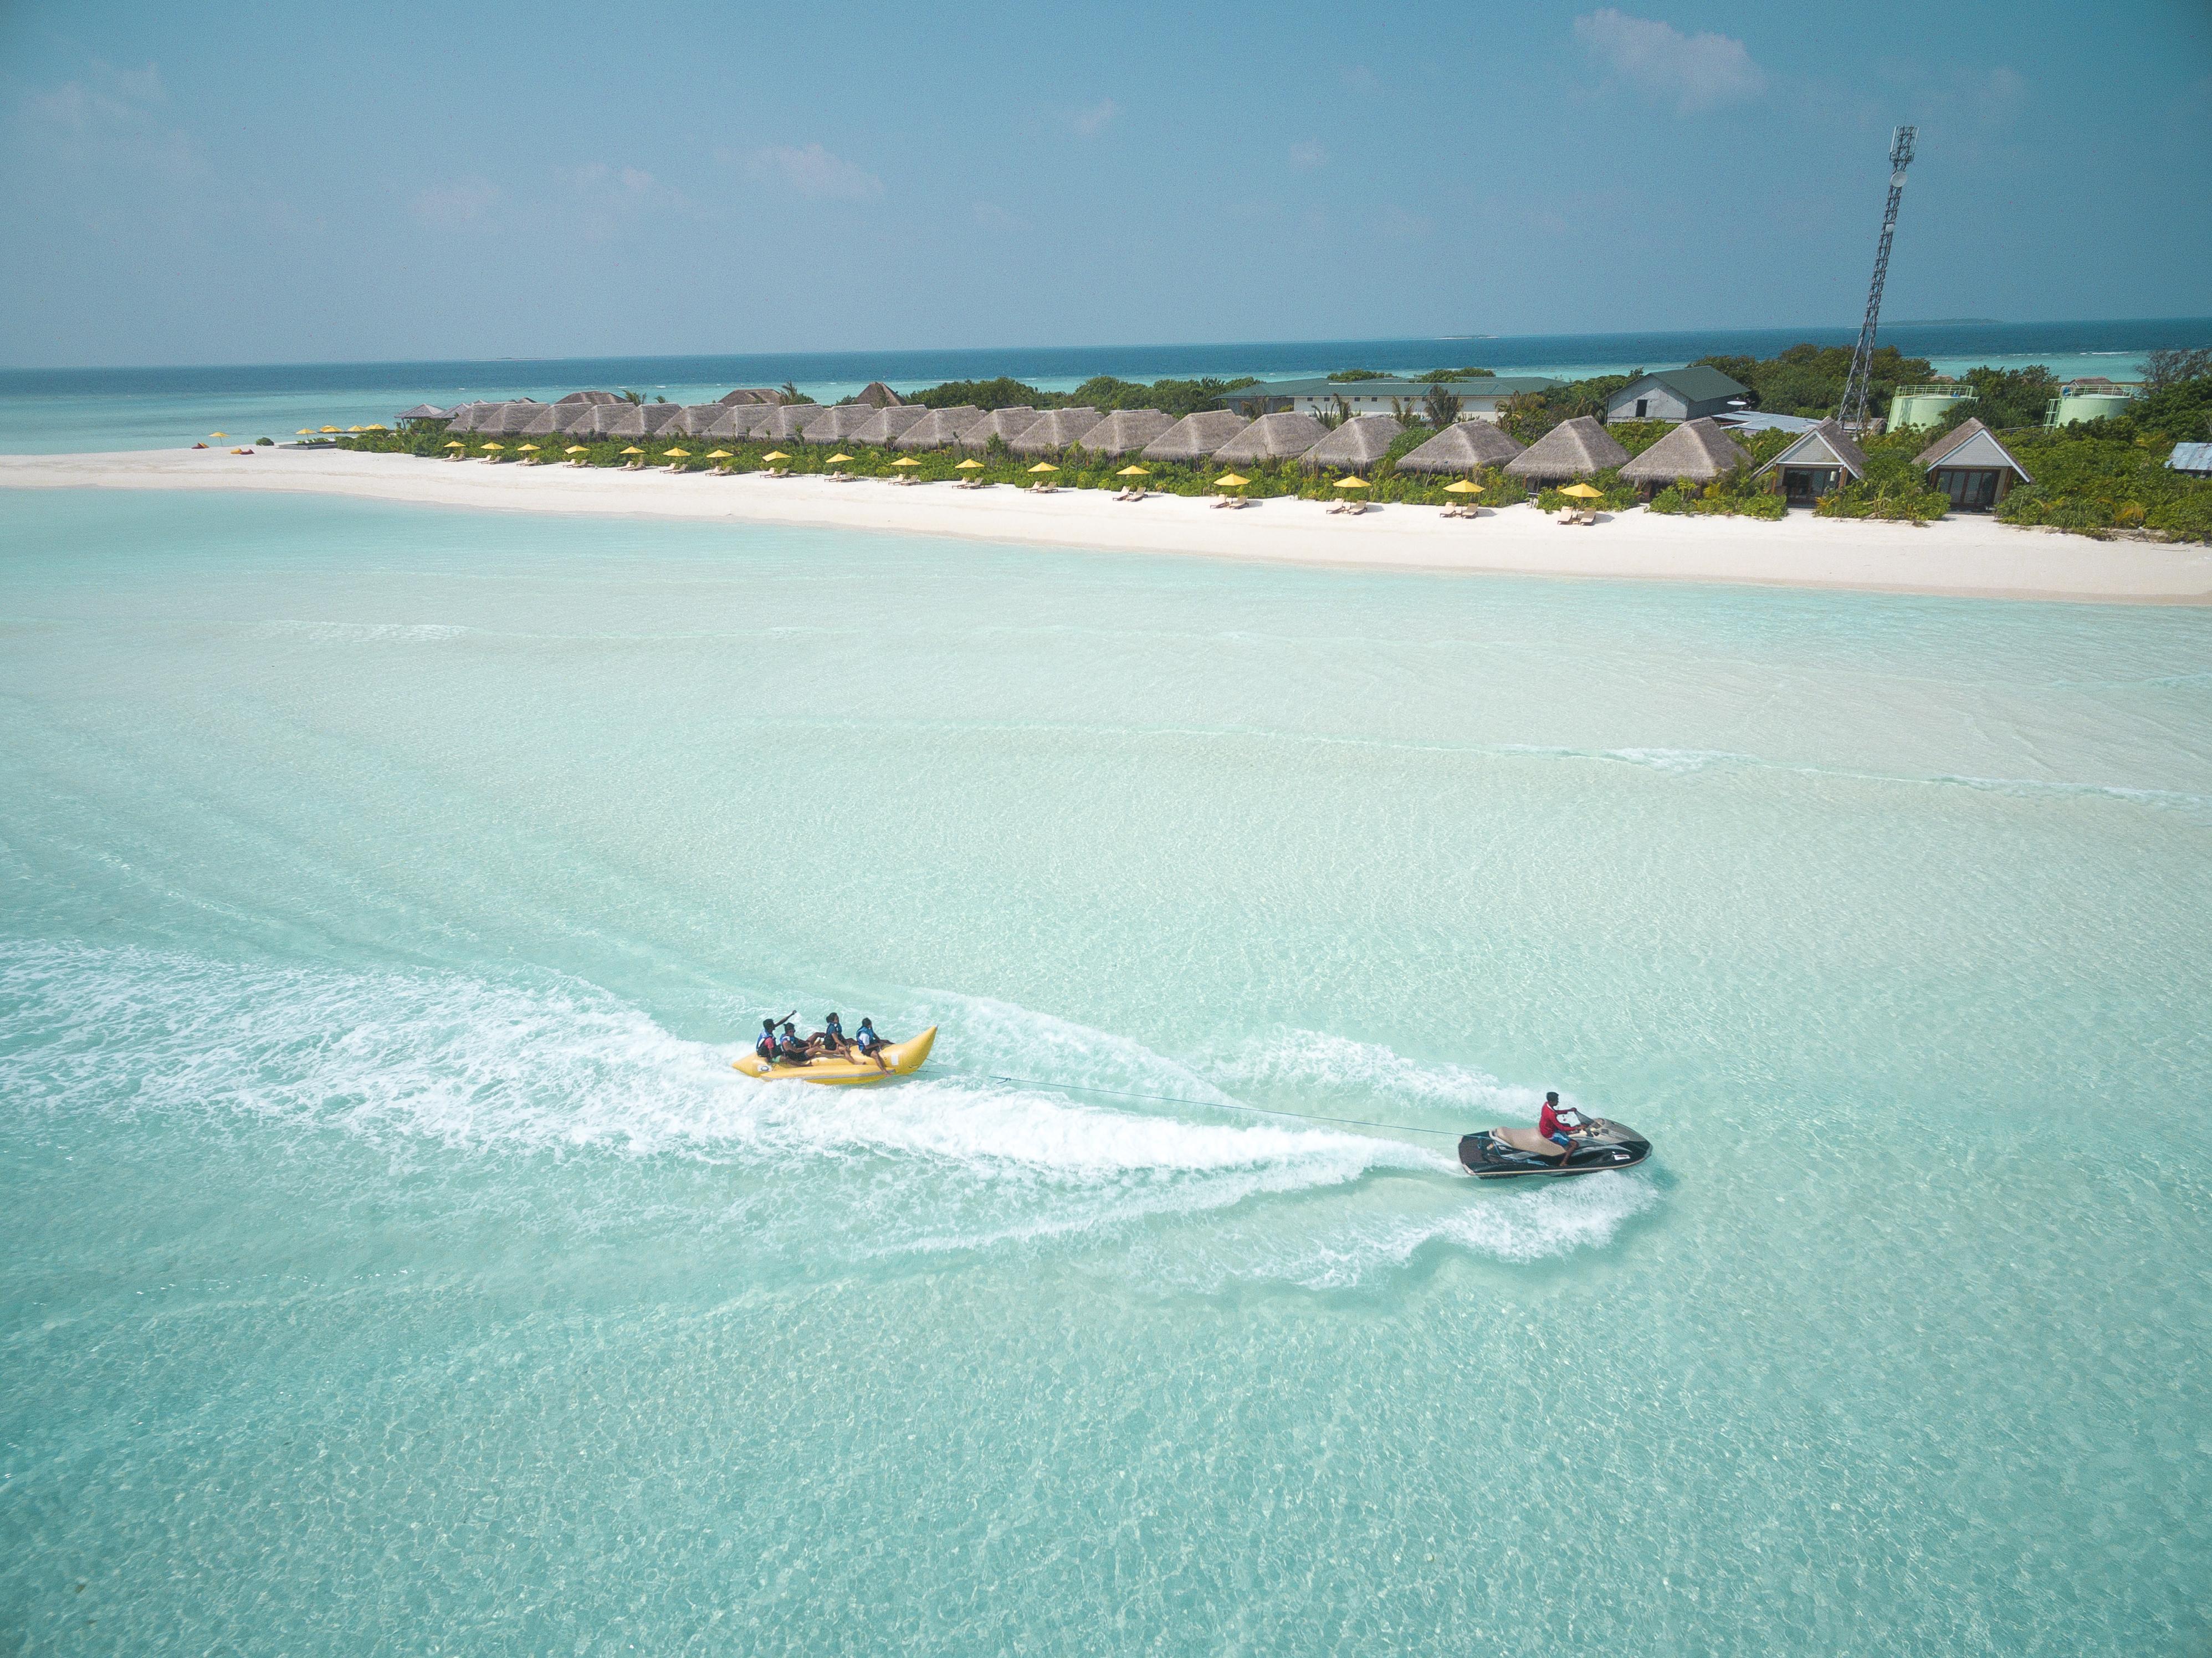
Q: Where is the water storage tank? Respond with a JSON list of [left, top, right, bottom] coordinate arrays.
[[1887, 386, 1975, 429], [2047, 383, 2142, 427]]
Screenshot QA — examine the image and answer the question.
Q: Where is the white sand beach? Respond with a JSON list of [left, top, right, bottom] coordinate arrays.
[[6, 445, 2208, 605]]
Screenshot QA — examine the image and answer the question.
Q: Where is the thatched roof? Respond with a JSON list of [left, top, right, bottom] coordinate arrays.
[[1395, 420, 1524, 473], [854, 381, 905, 408], [670, 403, 724, 437], [556, 390, 624, 406], [1302, 415, 1401, 470], [581, 404, 631, 439], [802, 404, 881, 442], [1913, 417, 2031, 480], [1504, 415, 1631, 479], [396, 403, 450, 421], [551, 403, 601, 435], [759, 403, 824, 441], [1755, 419, 1870, 482], [718, 387, 785, 406], [606, 403, 688, 438], [490, 401, 547, 436], [893, 407, 984, 451], [848, 405, 930, 447], [1074, 409, 1175, 456], [1006, 408, 1100, 455], [1213, 411, 1327, 464], [1140, 410, 1250, 462], [443, 402, 495, 433], [958, 407, 1038, 449], [519, 403, 567, 437], [1619, 417, 1751, 485]]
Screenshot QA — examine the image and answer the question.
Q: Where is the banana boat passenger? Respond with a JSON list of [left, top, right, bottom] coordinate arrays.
[[853, 1018, 889, 1071], [814, 1012, 848, 1057]]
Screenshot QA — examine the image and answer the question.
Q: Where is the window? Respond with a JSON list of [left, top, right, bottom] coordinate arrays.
[[1634, 399, 1648, 418]]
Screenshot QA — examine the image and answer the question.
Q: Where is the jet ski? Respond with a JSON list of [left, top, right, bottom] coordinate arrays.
[[1459, 1117, 1650, 1179]]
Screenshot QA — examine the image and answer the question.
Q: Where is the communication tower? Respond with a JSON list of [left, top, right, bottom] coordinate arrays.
[[1839, 125, 1917, 431]]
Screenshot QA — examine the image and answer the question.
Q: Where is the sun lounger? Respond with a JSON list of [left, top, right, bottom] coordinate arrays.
[[1027, 482, 1059, 494], [566, 458, 587, 468], [622, 459, 643, 471]]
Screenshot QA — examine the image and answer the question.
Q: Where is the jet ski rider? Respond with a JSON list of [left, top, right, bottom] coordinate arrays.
[[1538, 1092, 1588, 1160]]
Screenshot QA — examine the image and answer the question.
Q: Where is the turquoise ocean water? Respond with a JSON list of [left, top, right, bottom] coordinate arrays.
[[2, 489, 2208, 1653]]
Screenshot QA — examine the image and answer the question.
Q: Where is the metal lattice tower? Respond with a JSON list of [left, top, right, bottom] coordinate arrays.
[[1840, 125, 1917, 430]]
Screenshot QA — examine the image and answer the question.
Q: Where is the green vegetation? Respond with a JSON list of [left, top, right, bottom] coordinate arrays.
[[902, 374, 1257, 417], [1922, 366, 2060, 436], [1694, 342, 1933, 419], [1813, 430, 1950, 524], [1497, 375, 1639, 443], [1416, 366, 1496, 381], [1647, 429, 1796, 519], [1327, 368, 1386, 382], [1998, 429, 2212, 540]]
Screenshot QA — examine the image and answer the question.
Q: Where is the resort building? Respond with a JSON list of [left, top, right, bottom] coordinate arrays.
[[1601, 367, 1750, 424], [1219, 376, 1562, 425], [1887, 382, 1975, 429], [1303, 416, 1401, 472], [893, 407, 984, 451], [2045, 378, 2142, 426], [960, 408, 1040, 449], [2169, 442, 2212, 478], [1212, 412, 1327, 465], [1140, 410, 1251, 463], [1617, 418, 1751, 497], [718, 387, 786, 406], [1395, 420, 1524, 474], [1503, 416, 1630, 489], [849, 405, 929, 447], [1007, 409, 1100, 455], [1913, 418, 2031, 510], [1755, 420, 1869, 504], [1074, 410, 1176, 456]]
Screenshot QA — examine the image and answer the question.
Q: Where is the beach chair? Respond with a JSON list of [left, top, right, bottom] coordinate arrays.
[[622, 459, 643, 471], [565, 457, 587, 468]]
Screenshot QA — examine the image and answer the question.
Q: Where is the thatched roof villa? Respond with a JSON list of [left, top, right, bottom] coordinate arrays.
[[1302, 415, 1401, 471], [1213, 411, 1327, 464], [849, 405, 930, 447], [1617, 418, 1750, 493], [853, 381, 905, 408], [1221, 375, 1563, 424], [1396, 420, 1524, 473], [759, 403, 825, 442], [444, 402, 497, 433], [551, 403, 603, 435], [1075, 410, 1175, 456], [556, 390, 625, 406], [490, 401, 549, 436], [1755, 420, 1869, 505], [1007, 408, 1100, 455], [607, 403, 688, 439], [1140, 410, 1250, 462], [718, 387, 785, 406], [800, 404, 880, 442], [582, 404, 633, 439], [958, 407, 1039, 449], [1504, 416, 1631, 483], [519, 404, 567, 437], [396, 403, 450, 428], [894, 407, 985, 451]]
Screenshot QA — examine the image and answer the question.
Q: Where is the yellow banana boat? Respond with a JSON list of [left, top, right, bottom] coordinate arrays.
[[731, 1026, 936, 1085]]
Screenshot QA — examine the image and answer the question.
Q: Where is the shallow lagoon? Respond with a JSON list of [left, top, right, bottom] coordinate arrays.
[[2, 492, 2207, 1653]]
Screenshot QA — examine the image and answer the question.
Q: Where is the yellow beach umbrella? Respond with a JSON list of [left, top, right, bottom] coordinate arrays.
[[663, 447, 690, 458], [347, 426, 364, 433], [621, 446, 644, 456], [954, 458, 984, 471], [444, 439, 466, 448], [1559, 482, 1603, 499], [518, 443, 540, 453], [1334, 475, 1370, 489], [482, 442, 505, 451], [320, 426, 340, 433], [1444, 479, 1485, 495], [209, 432, 227, 439], [825, 453, 854, 465], [1215, 472, 1250, 489], [1117, 465, 1150, 479], [762, 450, 791, 463], [705, 449, 731, 460], [892, 456, 921, 469], [565, 445, 590, 454], [298, 428, 315, 436], [1027, 462, 1058, 474]]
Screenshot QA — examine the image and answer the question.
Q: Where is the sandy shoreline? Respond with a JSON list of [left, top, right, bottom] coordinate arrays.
[[6, 446, 2208, 604]]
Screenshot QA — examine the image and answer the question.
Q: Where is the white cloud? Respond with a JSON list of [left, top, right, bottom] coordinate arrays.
[[19, 60, 197, 177], [1574, 10, 1766, 113], [1069, 98, 1119, 137], [1289, 140, 1327, 170], [745, 143, 883, 201], [411, 177, 498, 227]]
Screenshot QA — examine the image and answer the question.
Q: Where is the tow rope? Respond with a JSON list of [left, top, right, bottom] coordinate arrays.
[[976, 1072, 1462, 1139]]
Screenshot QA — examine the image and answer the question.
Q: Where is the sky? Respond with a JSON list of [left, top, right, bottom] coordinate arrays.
[[1, 0, 2207, 368]]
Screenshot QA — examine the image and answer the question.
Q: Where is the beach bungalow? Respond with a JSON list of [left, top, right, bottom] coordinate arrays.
[[801, 404, 883, 443], [1302, 415, 1402, 472], [718, 387, 785, 406], [582, 404, 635, 440], [894, 407, 985, 451], [1140, 410, 1251, 463], [443, 403, 496, 434], [1503, 416, 1631, 490], [519, 404, 567, 438], [1007, 408, 1102, 456], [959, 408, 1040, 450], [550, 403, 603, 436], [1220, 376, 1562, 425], [755, 403, 822, 442], [669, 404, 728, 438], [1075, 410, 1176, 456], [490, 401, 548, 436], [1213, 411, 1328, 465], [1913, 417, 2030, 510], [1395, 420, 1524, 473], [556, 390, 625, 406], [395, 404, 451, 431], [853, 381, 906, 408], [1617, 418, 1752, 497], [1754, 419, 1868, 505], [849, 406, 930, 447], [607, 403, 688, 440], [1601, 367, 1750, 424]]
